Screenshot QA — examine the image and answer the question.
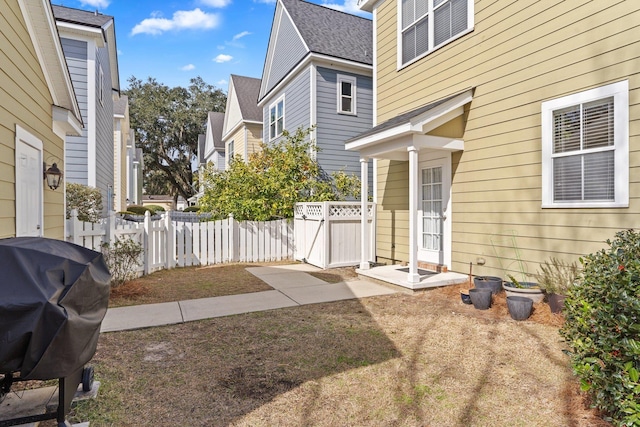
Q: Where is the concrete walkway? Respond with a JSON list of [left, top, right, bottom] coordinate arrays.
[[101, 264, 397, 333]]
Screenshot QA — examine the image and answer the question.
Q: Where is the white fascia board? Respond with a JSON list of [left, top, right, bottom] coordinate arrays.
[[258, 53, 372, 107], [56, 21, 105, 46], [18, 0, 82, 125], [222, 120, 243, 141], [103, 21, 119, 91], [357, 0, 383, 13], [345, 122, 413, 151], [311, 54, 373, 75], [52, 105, 83, 138]]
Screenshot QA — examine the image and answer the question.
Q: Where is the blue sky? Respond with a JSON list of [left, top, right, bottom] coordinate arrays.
[[52, 0, 370, 92]]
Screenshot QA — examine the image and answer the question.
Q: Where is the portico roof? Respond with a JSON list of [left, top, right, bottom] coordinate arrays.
[[345, 88, 474, 159]]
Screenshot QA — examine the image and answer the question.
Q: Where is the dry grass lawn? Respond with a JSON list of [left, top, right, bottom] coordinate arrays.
[[54, 265, 610, 426]]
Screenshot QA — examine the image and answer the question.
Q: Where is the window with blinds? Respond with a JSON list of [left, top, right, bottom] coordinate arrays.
[[552, 98, 615, 201], [401, 0, 471, 65], [541, 80, 629, 208]]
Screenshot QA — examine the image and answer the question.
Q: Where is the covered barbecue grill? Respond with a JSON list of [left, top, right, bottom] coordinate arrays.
[[0, 237, 110, 426]]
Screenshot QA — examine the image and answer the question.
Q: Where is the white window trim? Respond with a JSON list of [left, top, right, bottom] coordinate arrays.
[[541, 80, 629, 208], [397, 0, 474, 69], [269, 96, 285, 141], [227, 140, 234, 167], [337, 74, 357, 115], [98, 64, 104, 106]]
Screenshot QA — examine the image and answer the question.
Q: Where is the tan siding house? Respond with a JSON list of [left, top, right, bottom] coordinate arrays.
[[222, 75, 263, 166], [0, 0, 81, 239], [347, 0, 639, 286]]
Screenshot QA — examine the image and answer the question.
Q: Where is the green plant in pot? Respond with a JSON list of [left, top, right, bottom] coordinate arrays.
[[503, 274, 545, 303], [532, 257, 579, 314]]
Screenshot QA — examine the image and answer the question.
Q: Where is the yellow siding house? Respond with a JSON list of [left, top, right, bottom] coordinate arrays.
[[347, 0, 639, 286], [0, 0, 82, 239], [222, 74, 263, 166]]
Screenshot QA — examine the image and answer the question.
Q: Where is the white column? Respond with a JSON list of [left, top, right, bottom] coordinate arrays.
[[407, 146, 420, 283], [360, 157, 370, 270]]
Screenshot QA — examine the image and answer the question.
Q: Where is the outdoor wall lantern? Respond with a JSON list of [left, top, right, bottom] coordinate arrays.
[[43, 162, 63, 190]]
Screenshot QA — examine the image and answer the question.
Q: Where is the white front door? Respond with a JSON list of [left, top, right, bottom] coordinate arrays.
[[15, 126, 43, 237], [418, 153, 451, 267]]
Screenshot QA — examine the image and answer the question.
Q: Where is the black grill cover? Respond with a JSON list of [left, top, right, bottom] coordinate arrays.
[[0, 237, 110, 380]]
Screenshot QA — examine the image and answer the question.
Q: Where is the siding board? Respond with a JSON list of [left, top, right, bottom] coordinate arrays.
[[372, 0, 640, 275]]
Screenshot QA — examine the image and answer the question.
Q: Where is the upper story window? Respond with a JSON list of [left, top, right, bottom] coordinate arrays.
[[400, 0, 473, 66], [541, 80, 629, 208], [227, 140, 234, 166], [337, 75, 357, 115], [269, 97, 285, 140]]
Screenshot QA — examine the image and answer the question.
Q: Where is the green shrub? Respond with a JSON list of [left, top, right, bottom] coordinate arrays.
[[66, 183, 103, 223], [183, 206, 200, 213], [127, 205, 151, 215], [145, 204, 165, 213], [101, 238, 144, 287], [560, 229, 640, 427]]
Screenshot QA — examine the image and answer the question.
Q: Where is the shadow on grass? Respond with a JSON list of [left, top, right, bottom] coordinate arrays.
[[71, 299, 401, 426]]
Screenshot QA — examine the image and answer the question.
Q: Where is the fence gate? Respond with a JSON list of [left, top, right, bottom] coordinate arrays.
[[294, 202, 375, 269]]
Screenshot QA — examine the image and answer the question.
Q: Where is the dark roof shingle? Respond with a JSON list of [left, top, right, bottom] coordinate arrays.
[[52, 4, 113, 28], [281, 0, 372, 65], [208, 112, 225, 150], [231, 75, 262, 122]]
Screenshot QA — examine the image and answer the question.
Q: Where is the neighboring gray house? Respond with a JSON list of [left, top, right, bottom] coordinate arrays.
[[52, 5, 120, 211], [203, 111, 226, 172], [258, 0, 373, 185], [192, 112, 226, 204]]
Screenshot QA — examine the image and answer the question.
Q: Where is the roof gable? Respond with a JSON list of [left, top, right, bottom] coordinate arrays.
[[52, 4, 120, 92], [259, 0, 372, 101], [232, 75, 262, 121], [17, 0, 82, 135], [205, 112, 225, 159], [282, 0, 372, 64]]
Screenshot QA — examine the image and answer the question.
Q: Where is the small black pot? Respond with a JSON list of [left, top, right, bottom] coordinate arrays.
[[547, 293, 566, 313], [473, 276, 503, 295], [469, 288, 492, 310], [507, 296, 533, 320]]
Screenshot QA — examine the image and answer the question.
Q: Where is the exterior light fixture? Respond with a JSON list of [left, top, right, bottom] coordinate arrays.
[[43, 162, 63, 190]]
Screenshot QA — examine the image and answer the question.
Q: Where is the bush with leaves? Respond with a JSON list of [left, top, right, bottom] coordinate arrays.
[[199, 127, 361, 220], [560, 229, 640, 426], [127, 205, 151, 215], [66, 183, 103, 223], [101, 238, 144, 287], [183, 206, 200, 212], [145, 204, 165, 213]]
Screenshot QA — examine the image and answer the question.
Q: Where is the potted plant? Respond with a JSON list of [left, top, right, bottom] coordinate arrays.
[[473, 276, 503, 295], [503, 274, 545, 303], [531, 257, 579, 313]]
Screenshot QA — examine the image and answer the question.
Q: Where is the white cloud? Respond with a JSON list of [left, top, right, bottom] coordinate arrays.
[[253, 0, 276, 4], [181, 64, 196, 71], [213, 54, 233, 63], [131, 8, 220, 36], [217, 79, 228, 87], [79, 0, 110, 8], [200, 0, 232, 7], [232, 31, 251, 41], [320, 0, 370, 16]]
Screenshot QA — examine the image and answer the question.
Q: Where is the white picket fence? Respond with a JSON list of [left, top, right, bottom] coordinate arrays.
[[66, 210, 294, 274]]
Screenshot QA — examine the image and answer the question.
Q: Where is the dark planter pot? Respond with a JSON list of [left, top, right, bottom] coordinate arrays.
[[503, 281, 545, 303], [469, 288, 492, 310], [473, 276, 503, 295], [547, 293, 566, 314], [507, 296, 533, 320], [460, 290, 472, 305]]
